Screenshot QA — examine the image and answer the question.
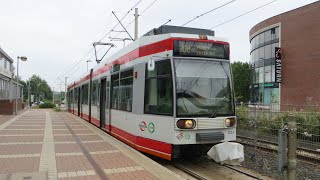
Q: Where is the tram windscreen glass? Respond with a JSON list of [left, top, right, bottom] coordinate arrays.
[[174, 59, 234, 117], [173, 40, 229, 59]]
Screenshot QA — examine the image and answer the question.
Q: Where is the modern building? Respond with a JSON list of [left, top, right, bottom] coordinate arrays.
[[0, 47, 24, 114], [249, 1, 320, 110]]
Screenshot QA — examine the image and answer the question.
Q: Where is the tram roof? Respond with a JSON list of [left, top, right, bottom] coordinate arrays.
[[68, 32, 228, 89]]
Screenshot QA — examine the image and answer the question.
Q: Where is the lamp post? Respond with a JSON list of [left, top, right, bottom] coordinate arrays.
[[86, 60, 92, 72], [28, 78, 31, 109], [15, 56, 27, 115]]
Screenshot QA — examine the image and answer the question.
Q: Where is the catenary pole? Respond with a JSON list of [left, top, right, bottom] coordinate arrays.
[[134, 8, 138, 40]]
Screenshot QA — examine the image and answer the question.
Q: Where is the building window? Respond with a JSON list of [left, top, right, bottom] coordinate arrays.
[[265, 30, 271, 43], [4, 59, 7, 70], [259, 32, 265, 46], [255, 68, 259, 84], [275, 27, 280, 39], [271, 42, 279, 57], [271, 65, 275, 82], [259, 67, 264, 83], [271, 88, 279, 103], [144, 60, 173, 115], [253, 36, 258, 49], [253, 50, 258, 63], [258, 46, 265, 60], [264, 66, 271, 83], [0, 57, 4, 69], [265, 44, 272, 59]]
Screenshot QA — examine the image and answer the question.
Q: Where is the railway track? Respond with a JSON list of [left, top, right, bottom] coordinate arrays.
[[170, 161, 263, 180], [171, 163, 207, 180], [237, 135, 320, 165], [152, 155, 266, 180]]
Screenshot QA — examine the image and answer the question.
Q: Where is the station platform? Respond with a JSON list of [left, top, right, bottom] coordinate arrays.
[[0, 110, 181, 180]]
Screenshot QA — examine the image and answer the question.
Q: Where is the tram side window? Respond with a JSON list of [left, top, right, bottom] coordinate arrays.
[[82, 84, 89, 105], [92, 80, 98, 106], [74, 89, 78, 104], [119, 69, 133, 112], [144, 60, 173, 115], [111, 74, 120, 109]]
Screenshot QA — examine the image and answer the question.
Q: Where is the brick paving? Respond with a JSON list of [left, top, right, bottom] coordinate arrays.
[[0, 109, 182, 180]]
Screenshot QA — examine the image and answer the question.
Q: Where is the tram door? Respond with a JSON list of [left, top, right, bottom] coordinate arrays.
[[100, 78, 106, 129]]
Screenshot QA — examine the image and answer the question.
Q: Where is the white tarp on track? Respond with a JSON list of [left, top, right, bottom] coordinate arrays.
[[207, 142, 244, 165]]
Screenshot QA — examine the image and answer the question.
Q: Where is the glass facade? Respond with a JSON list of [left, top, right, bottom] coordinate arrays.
[[250, 26, 280, 105]]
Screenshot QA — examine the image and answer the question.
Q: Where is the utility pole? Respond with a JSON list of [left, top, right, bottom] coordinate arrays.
[[52, 87, 55, 104], [28, 80, 31, 108], [86, 60, 91, 72], [134, 8, 138, 40], [59, 83, 62, 109]]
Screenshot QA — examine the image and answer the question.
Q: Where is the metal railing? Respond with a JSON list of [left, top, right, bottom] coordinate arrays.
[[236, 104, 320, 179]]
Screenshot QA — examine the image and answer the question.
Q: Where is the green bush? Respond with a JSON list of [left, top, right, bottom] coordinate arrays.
[[39, 102, 56, 108]]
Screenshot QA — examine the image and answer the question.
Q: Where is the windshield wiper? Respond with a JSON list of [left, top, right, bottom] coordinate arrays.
[[209, 111, 218, 118]]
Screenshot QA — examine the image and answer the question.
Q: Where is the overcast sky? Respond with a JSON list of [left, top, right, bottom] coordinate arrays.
[[0, 0, 318, 90]]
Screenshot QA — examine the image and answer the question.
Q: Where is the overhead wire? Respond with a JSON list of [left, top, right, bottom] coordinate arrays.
[[211, 0, 279, 29], [98, 0, 144, 42], [111, 0, 159, 40], [55, 48, 94, 82], [181, 0, 237, 27], [67, 0, 158, 84], [57, 0, 145, 83]]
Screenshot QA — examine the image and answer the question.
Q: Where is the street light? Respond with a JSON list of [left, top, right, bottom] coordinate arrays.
[[27, 78, 31, 109], [86, 60, 92, 72], [16, 56, 27, 115]]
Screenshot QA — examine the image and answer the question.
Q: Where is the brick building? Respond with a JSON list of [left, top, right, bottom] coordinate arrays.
[[0, 47, 24, 114], [249, 1, 320, 110]]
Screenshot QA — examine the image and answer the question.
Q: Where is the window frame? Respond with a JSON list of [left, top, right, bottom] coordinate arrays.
[[110, 68, 134, 112], [81, 83, 89, 105], [144, 59, 174, 116], [119, 69, 133, 112]]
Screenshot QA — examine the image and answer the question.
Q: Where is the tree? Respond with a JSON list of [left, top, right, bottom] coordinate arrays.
[[231, 61, 251, 103], [23, 75, 52, 103]]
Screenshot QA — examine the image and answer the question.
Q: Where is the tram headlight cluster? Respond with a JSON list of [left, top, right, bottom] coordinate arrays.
[[225, 118, 236, 127], [176, 119, 196, 129]]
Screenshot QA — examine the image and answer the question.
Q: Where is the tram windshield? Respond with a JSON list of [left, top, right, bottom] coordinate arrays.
[[174, 58, 234, 117]]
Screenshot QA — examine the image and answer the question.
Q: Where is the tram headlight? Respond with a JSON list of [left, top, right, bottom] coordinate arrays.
[[225, 118, 236, 127], [177, 119, 196, 129]]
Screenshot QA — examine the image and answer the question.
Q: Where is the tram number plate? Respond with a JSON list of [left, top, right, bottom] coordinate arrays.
[[228, 130, 235, 134]]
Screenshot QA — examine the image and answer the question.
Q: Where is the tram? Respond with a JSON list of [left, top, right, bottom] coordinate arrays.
[[67, 25, 236, 160]]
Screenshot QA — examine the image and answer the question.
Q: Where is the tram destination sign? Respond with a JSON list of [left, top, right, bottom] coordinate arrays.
[[173, 40, 229, 59], [275, 47, 282, 83]]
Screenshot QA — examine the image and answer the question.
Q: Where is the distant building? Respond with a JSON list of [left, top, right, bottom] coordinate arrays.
[[0, 47, 24, 114], [249, 2, 320, 110]]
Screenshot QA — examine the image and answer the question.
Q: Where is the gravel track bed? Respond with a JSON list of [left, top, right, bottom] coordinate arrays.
[[243, 146, 320, 180]]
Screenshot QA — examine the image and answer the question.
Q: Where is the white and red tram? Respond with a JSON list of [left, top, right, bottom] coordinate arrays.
[[67, 25, 236, 160]]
